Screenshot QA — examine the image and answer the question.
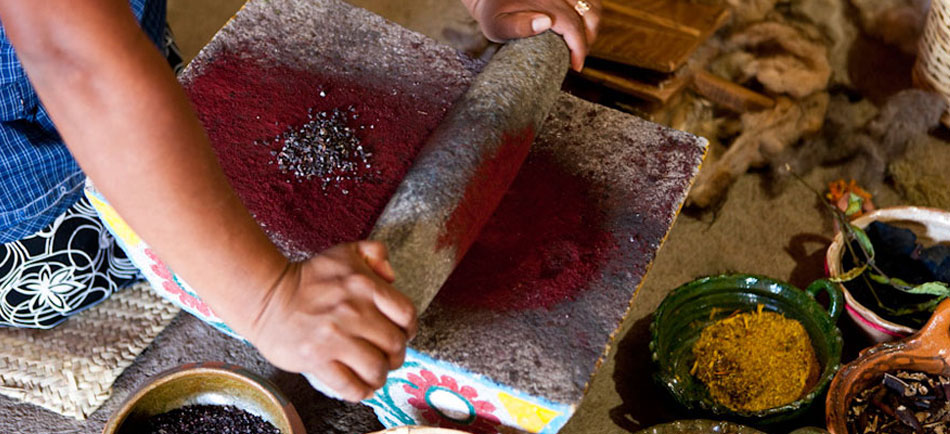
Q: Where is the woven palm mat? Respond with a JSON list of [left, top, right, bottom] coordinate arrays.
[[0, 282, 179, 420]]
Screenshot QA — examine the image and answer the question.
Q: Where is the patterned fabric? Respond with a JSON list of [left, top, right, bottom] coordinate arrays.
[[0, 15, 184, 328], [163, 25, 185, 76], [0, 196, 141, 328], [0, 0, 167, 244]]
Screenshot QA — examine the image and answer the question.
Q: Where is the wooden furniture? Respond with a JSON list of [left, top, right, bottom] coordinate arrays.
[[579, 0, 755, 112], [591, 0, 730, 72]]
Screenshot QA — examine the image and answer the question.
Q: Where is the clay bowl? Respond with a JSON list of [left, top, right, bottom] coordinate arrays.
[[633, 419, 766, 434], [369, 428, 471, 433], [826, 298, 950, 433], [102, 362, 305, 434], [826, 206, 950, 342], [651, 274, 844, 425]]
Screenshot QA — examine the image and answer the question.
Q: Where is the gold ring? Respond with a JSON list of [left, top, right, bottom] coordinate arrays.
[[574, 0, 591, 16]]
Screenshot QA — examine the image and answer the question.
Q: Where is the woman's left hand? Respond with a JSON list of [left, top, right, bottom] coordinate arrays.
[[463, 0, 601, 71]]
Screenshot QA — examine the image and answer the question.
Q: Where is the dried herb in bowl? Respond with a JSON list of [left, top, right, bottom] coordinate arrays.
[[841, 221, 950, 329], [847, 370, 950, 434], [691, 305, 820, 412]]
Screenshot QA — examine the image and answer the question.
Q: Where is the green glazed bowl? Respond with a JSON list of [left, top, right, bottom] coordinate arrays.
[[633, 419, 765, 434], [650, 274, 844, 425], [632, 419, 831, 434]]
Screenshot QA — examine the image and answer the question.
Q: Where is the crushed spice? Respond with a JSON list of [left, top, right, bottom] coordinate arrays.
[[436, 153, 618, 311], [125, 404, 280, 434], [267, 105, 373, 193], [691, 305, 820, 412], [848, 370, 950, 434]]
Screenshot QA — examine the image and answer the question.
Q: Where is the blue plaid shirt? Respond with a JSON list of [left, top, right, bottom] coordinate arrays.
[[0, 0, 166, 243]]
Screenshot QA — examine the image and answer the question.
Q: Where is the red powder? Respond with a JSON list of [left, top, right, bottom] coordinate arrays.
[[436, 153, 618, 311], [183, 54, 457, 257], [437, 128, 535, 263]]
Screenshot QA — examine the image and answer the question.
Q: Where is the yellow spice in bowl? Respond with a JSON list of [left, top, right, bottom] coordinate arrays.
[[691, 306, 819, 412]]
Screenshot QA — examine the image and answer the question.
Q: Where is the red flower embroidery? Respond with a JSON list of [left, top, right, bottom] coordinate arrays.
[[161, 280, 212, 316], [144, 248, 161, 263], [146, 248, 212, 317], [404, 369, 500, 433]]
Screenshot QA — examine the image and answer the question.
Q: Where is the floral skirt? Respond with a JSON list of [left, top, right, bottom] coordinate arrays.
[[0, 197, 140, 328]]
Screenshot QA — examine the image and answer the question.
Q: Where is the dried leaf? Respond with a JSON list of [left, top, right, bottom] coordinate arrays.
[[852, 225, 875, 258], [846, 192, 864, 216], [830, 263, 869, 283], [905, 282, 950, 298]]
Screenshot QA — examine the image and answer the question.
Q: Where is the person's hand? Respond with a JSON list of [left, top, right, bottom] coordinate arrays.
[[0, 0, 415, 405], [463, 0, 602, 71], [246, 241, 417, 402]]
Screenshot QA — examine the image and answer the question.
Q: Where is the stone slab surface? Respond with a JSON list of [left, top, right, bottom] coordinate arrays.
[[179, 0, 705, 413], [364, 92, 705, 433], [415, 93, 706, 406], [0, 0, 706, 431]]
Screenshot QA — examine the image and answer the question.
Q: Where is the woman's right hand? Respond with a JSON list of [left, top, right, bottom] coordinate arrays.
[[246, 241, 417, 402]]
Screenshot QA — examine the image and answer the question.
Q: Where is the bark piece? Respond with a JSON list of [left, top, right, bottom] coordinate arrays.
[[688, 92, 829, 208], [715, 21, 831, 98], [691, 70, 776, 112]]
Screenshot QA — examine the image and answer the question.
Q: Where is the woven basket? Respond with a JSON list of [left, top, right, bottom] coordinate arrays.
[[914, 0, 950, 126], [0, 283, 179, 420]]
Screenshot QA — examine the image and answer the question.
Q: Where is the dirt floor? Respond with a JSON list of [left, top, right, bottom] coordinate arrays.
[[2, 0, 948, 433]]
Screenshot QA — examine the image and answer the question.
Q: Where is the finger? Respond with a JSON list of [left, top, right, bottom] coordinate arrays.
[[584, 15, 598, 44], [341, 270, 417, 342], [355, 241, 396, 282], [313, 244, 364, 278], [372, 282, 418, 340], [335, 336, 391, 390], [481, 11, 553, 42], [581, 0, 601, 42], [352, 307, 408, 369], [550, 10, 588, 71], [318, 243, 392, 285], [312, 361, 375, 402]]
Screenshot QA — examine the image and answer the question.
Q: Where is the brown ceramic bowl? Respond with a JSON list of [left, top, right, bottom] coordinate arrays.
[[825, 298, 950, 433], [102, 361, 305, 434]]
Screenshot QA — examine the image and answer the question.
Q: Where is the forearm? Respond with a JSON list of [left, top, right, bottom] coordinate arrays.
[[0, 1, 286, 330]]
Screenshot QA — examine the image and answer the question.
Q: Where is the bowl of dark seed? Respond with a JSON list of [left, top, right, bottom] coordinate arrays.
[[103, 361, 305, 434], [826, 298, 950, 434]]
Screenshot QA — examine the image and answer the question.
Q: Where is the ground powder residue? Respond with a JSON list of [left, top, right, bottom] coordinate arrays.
[[437, 128, 535, 264], [691, 309, 819, 412], [437, 153, 618, 311], [183, 54, 457, 257]]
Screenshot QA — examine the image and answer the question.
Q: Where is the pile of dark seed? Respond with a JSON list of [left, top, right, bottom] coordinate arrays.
[[264, 105, 373, 194], [848, 370, 950, 433], [128, 404, 281, 434]]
